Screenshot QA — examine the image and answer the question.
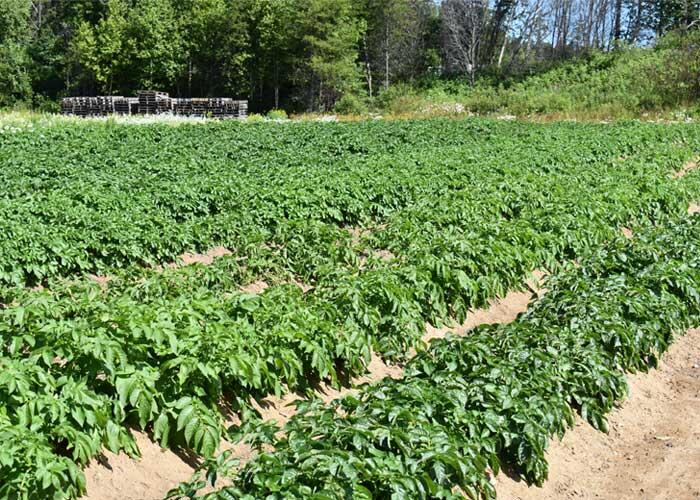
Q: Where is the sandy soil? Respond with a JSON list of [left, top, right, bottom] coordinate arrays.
[[496, 328, 700, 500], [176, 246, 232, 267], [239, 279, 269, 294], [673, 158, 699, 178], [87, 274, 112, 288]]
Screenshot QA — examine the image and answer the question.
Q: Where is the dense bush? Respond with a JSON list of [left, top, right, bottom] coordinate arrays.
[[266, 109, 289, 120]]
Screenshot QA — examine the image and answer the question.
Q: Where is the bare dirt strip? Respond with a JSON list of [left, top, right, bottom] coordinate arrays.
[[496, 328, 700, 500]]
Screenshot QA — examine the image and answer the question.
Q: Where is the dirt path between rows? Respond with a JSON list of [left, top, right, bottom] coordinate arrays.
[[497, 327, 700, 500]]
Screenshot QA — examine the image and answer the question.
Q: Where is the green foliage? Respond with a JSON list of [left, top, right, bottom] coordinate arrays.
[[0, 0, 32, 106], [379, 40, 700, 118], [266, 108, 288, 120], [3, 0, 700, 115], [1, 118, 698, 287], [71, 0, 187, 93], [363, 0, 435, 87], [170, 213, 700, 499], [651, 29, 700, 106], [0, 0, 369, 112], [647, 0, 700, 34], [72, 0, 129, 94], [295, 0, 364, 110], [245, 112, 265, 122], [333, 93, 369, 115], [126, 0, 185, 90], [0, 42, 32, 107], [182, 0, 250, 96], [1, 118, 700, 498]]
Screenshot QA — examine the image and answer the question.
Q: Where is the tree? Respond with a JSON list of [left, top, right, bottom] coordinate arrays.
[[624, 0, 646, 43], [27, 0, 109, 99], [441, 0, 489, 85], [72, 0, 128, 94], [0, 0, 32, 105], [125, 0, 185, 91], [485, 0, 518, 64], [243, 0, 296, 109], [181, 0, 250, 97], [364, 0, 433, 92], [292, 0, 363, 111], [649, 0, 700, 34], [613, 0, 623, 42]]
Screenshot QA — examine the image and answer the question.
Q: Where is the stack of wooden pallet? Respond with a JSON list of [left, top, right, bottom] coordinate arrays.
[[138, 91, 170, 114], [61, 91, 247, 118], [172, 98, 209, 117], [192, 98, 211, 116], [60, 98, 74, 115], [236, 100, 248, 118], [157, 95, 172, 113], [113, 97, 131, 114], [210, 98, 232, 118], [61, 97, 111, 116], [171, 97, 248, 118], [172, 98, 192, 115]]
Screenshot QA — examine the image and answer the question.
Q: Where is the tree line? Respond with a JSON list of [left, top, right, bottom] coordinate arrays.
[[1, 0, 698, 112]]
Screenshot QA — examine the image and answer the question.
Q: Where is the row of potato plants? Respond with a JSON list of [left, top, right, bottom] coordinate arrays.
[[171, 212, 700, 499], [1, 118, 699, 287], [1, 119, 699, 498]]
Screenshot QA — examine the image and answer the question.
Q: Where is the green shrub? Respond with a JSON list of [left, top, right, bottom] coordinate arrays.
[[651, 30, 700, 106], [246, 112, 265, 123], [32, 95, 60, 113], [373, 35, 700, 119], [464, 87, 501, 114], [333, 93, 368, 115], [374, 83, 418, 110], [266, 109, 288, 120]]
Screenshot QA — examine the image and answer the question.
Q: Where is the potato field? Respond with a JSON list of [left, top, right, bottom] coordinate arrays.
[[1, 118, 699, 499]]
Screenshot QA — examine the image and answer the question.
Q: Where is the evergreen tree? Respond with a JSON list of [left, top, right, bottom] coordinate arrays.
[[0, 0, 32, 105], [293, 0, 363, 110], [181, 0, 250, 97]]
